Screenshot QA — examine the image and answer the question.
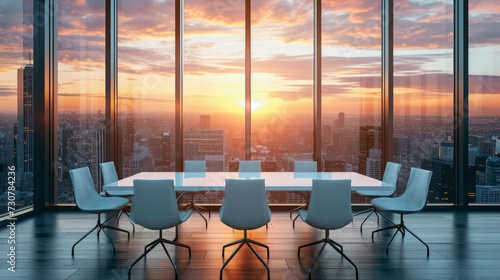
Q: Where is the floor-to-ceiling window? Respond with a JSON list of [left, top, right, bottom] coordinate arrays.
[[57, 0, 106, 203], [0, 0, 34, 214], [183, 0, 245, 203], [251, 0, 314, 203], [393, 0, 454, 203], [117, 0, 176, 178], [469, 0, 500, 204], [321, 0, 382, 203]]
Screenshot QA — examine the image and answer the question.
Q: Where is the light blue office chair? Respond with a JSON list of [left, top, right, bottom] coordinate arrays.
[[291, 161, 317, 228], [220, 179, 271, 280], [238, 160, 261, 172], [128, 179, 192, 280], [181, 160, 210, 228], [354, 162, 401, 231], [100, 161, 135, 232], [371, 167, 433, 256], [298, 179, 358, 280], [69, 167, 130, 256]]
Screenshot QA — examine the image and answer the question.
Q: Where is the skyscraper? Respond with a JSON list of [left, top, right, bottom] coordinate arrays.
[[184, 129, 225, 171], [200, 115, 211, 129], [359, 125, 381, 175], [17, 63, 34, 192], [17, 64, 34, 172], [486, 155, 500, 186]]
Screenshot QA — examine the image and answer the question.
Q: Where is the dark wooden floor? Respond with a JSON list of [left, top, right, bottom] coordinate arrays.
[[1, 210, 499, 280]]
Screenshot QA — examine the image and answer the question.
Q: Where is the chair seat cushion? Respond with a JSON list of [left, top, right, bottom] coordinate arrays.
[[356, 189, 395, 197], [81, 196, 129, 214], [179, 209, 193, 222], [371, 197, 422, 214], [105, 190, 135, 197]]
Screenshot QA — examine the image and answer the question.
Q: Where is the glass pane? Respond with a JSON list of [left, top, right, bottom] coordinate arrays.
[[57, 0, 106, 203], [118, 0, 176, 178], [184, 0, 245, 172], [393, 0, 454, 203], [321, 0, 382, 203], [469, 0, 500, 204], [251, 0, 314, 204], [0, 0, 34, 214]]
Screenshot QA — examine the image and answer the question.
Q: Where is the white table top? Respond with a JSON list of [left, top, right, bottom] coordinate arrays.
[[103, 172, 394, 193]]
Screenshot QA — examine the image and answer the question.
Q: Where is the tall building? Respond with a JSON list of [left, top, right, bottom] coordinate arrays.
[[486, 155, 500, 186], [92, 121, 106, 191], [324, 157, 346, 172], [359, 125, 381, 175], [200, 115, 211, 129], [17, 64, 34, 191], [335, 112, 345, 129], [184, 129, 225, 171], [366, 149, 382, 180]]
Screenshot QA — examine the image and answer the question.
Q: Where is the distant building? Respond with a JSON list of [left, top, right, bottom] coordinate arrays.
[[324, 157, 346, 172], [476, 185, 500, 203], [123, 144, 153, 177], [200, 115, 211, 129], [184, 129, 225, 171], [359, 125, 381, 175], [17, 64, 34, 192], [366, 149, 382, 180], [486, 155, 500, 186]]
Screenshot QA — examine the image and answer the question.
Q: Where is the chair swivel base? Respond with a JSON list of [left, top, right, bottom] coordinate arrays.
[[185, 201, 210, 228], [220, 230, 270, 280], [354, 207, 396, 232], [72, 212, 130, 256], [129, 230, 191, 280], [371, 213, 429, 256], [116, 208, 135, 233], [298, 230, 358, 280]]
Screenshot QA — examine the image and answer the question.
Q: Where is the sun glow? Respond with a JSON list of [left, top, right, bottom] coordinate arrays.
[[240, 100, 263, 111]]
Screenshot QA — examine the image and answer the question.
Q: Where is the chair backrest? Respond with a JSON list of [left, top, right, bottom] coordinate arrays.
[[184, 160, 206, 172], [220, 179, 270, 230], [100, 161, 119, 185], [132, 179, 182, 230], [295, 161, 317, 172], [400, 168, 433, 211], [70, 167, 101, 211], [382, 162, 401, 186], [239, 161, 261, 172], [305, 179, 352, 230]]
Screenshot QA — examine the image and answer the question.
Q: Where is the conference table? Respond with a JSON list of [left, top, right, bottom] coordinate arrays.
[[103, 171, 393, 194], [103, 171, 392, 238]]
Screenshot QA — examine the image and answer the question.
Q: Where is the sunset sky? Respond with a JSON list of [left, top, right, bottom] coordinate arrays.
[[0, 0, 499, 117]]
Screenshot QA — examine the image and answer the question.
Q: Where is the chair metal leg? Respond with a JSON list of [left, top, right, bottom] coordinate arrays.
[[122, 210, 136, 233], [144, 239, 157, 253], [101, 226, 117, 253], [248, 239, 270, 257], [220, 242, 245, 280], [102, 224, 130, 240], [192, 203, 208, 229], [308, 242, 327, 279], [247, 242, 270, 280], [160, 242, 179, 280], [372, 214, 429, 256], [404, 225, 430, 256], [289, 204, 306, 219], [298, 239, 326, 257], [352, 207, 373, 217], [72, 224, 99, 256], [222, 238, 244, 257], [128, 240, 160, 280], [220, 230, 270, 280], [329, 240, 359, 280], [129, 230, 191, 280], [292, 213, 300, 229], [73, 212, 129, 256], [162, 238, 192, 257], [374, 209, 380, 223], [360, 208, 375, 232], [298, 230, 357, 280]]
